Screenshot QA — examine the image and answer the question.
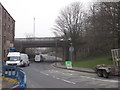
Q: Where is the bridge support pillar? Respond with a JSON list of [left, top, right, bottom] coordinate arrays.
[[64, 44, 70, 61]]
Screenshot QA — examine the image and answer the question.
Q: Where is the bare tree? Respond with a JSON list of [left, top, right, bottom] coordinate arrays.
[[25, 33, 34, 38], [102, 2, 120, 48], [54, 2, 85, 60], [84, 2, 120, 56]]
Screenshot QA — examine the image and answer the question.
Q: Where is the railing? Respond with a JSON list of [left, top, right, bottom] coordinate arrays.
[[2, 65, 27, 90], [15, 37, 61, 41]]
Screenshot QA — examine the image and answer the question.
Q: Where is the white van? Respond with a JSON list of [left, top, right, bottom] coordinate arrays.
[[6, 52, 30, 67], [20, 53, 30, 66], [35, 54, 44, 62]]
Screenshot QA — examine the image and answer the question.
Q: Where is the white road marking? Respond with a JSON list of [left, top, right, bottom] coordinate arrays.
[[35, 69, 75, 85], [61, 79, 76, 84], [34, 69, 50, 76], [56, 78, 60, 80], [52, 75, 75, 84], [39, 70, 76, 85], [45, 74, 49, 76], [49, 70, 59, 73], [80, 76, 119, 83], [49, 69, 73, 76], [40, 72, 49, 76]]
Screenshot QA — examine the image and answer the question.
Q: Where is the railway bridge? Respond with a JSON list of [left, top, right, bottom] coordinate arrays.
[[14, 37, 70, 60]]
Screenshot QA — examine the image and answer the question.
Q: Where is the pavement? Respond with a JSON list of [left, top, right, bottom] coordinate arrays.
[[53, 62, 96, 73], [2, 76, 19, 89]]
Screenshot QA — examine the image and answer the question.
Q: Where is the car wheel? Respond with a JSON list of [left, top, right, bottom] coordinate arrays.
[[103, 70, 109, 78], [24, 63, 27, 67], [97, 70, 103, 77], [28, 63, 30, 66]]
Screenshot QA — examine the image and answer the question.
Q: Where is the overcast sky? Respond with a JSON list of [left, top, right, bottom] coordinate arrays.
[[0, 0, 94, 38]]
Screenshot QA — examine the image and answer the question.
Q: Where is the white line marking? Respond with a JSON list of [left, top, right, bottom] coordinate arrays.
[[61, 79, 76, 84], [56, 78, 60, 80], [80, 76, 119, 83], [45, 74, 49, 76], [40, 72, 49, 76], [50, 75, 76, 84]]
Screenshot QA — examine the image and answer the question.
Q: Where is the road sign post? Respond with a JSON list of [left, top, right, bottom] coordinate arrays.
[[69, 46, 74, 61]]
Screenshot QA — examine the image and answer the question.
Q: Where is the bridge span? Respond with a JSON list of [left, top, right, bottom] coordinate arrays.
[[15, 37, 69, 49], [14, 37, 70, 60]]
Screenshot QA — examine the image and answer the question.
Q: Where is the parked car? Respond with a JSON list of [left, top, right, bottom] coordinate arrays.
[[6, 52, 30, 67]]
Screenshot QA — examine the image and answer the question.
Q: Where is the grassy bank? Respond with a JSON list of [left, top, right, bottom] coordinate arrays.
[[72, 56, 113, 68], [62, 56, 113, 68]]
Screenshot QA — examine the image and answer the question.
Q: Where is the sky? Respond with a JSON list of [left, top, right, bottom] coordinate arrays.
[[0, 0, 93, 38]]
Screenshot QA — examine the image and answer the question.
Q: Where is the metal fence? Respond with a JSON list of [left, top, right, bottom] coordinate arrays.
[[2, 65, 27, 90]]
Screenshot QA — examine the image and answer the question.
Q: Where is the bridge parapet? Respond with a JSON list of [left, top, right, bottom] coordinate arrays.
[[15, 37, 61, 41]]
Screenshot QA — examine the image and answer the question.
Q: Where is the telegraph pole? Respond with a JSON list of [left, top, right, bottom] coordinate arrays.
[[33, 17, 35, 38], [33, 17, 36, 55]]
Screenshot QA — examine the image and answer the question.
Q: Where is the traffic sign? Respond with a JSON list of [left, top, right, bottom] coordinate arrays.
[[69, 46, 74, 52], [65, 61, 72, 68]]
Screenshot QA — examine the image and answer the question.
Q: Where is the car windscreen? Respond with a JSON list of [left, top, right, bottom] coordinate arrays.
[[8, 56, 20, 61]]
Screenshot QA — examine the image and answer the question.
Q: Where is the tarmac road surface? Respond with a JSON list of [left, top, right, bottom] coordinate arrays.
[[23, 61, 119, 89]]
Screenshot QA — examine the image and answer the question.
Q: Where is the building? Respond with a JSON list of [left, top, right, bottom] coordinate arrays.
[[0, 3, 15, 61]]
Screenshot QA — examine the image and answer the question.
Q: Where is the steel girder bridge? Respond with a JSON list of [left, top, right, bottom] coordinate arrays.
[[14, 37, 70, 60]]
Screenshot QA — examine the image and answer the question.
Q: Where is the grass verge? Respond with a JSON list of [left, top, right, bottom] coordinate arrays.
[[72, 56, 113, 68], [61, 56, 113, 68]]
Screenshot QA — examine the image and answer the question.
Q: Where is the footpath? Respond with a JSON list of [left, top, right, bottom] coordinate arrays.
[[53, 62, 96, 73], [1, 75, 19, 89]]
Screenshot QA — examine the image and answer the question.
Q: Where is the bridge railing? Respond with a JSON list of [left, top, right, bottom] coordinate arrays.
[[15, 37, 61, 41], [2, 65, 27, 90]]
